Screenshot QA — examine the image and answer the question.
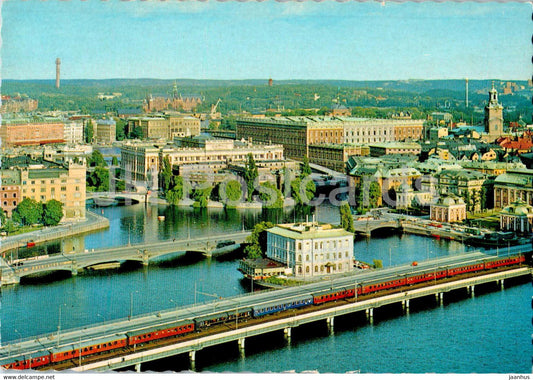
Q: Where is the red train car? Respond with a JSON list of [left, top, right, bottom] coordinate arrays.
[[126, 320, 194, 346], [51, 335, 127, 363], [1, 350, 51, 370], [485, 255, 524, 269], [312, 287, 354, 305], [362, 278, 406, 294]]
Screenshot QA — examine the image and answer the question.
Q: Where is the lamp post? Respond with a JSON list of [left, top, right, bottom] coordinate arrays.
[[57, 303, 67, 347], [169, 298, 178, 311], [96, 313, 105, 326], [129, 291, 138, 321], [14, 329, 22, 346]]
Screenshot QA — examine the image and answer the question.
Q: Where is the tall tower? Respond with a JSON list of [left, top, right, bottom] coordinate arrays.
[[484, 81, 503, 140], [55, 58, 61, 89], [465, 78, 469, 108]]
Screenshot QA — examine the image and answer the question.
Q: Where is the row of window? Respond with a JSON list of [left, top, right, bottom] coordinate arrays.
[[296, 263, 345, 274]]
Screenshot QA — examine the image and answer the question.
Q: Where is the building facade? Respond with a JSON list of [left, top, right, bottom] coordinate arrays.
[[0, 121, 65, 147], [493, 169, 533, 208], [0, 170, 21, 218], [94, 120, 116, 145], [499, 199, 533, 234], [430, 194, 467, 223], [266, 222, 354, 278]]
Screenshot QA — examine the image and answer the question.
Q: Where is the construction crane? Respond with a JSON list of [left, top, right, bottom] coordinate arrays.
[[211, 98, 221, 117]]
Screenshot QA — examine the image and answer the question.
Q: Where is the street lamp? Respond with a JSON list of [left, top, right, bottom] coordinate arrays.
[[57, 303, 67, 347], [129, 291, 138, 321], [14, 329, 22, 346], [96, 313, 105, 326], [169, 298, 178, 311]]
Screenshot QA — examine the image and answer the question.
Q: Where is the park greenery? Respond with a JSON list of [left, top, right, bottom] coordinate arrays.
[[9, 198, 64, 229], [244, 221, 274, 259]]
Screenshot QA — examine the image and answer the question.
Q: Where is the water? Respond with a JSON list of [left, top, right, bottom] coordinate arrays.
[[1, 202, 530, 373]]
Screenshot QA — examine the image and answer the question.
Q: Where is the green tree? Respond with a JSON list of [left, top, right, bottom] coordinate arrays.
[[244, 221, 274, 259], [291, 177, 316, 206], [301, 156, 312, 177], [165, 176, 188, 205], [368, 182, 382, 209], [85, 121, 93, 143], [42, 199, 63, 226], [111, 156, 119, 166], [87, 150, 107, 167], [480, 187, 487, 211], [12, 198, 43, 226], [115, 119, 127, 141], [339, 203, 354, 232], [244, 153, 259, 202], [87, 166, 110, 192], [373, 259, 383, 269], [224, 180, 243, 205], [0, 208, 5, 228], [259, 181, 284, 208], [192, 186, 213, 208], [461, 189, 471, 212], [159, 156, 174, 195]]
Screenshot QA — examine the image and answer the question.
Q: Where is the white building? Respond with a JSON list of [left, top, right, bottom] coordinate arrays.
[[266, 221, 354, 278], [63, 119, 84, 145]]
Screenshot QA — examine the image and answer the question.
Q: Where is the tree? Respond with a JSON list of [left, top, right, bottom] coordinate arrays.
[[159, 156, 174, 195], [339, 203, 354, 232], [259, 181, 284, 208], [373, 259, 383, 269], [12, 198, 43, 226], [244, 221, 274, 259], [111, 156, 119, 166], [87, 166, 110, 192], [301, 156, 312, 177], [224, 180, 243, 204], [192, 186, 213, 208], [42, 199, 63, 226], [368, 181, 382, 209], [461, 189, 471, 212], [115, 119, 126, 141], [87, 150, 107, 167], [165, 176, 188, 205], [244, 153, 258, 202], [85, 120, 93, 144]]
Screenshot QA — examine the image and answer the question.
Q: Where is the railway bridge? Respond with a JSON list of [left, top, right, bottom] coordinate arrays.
[[1, 253, 530, 372], [1, 231, 250, 285]]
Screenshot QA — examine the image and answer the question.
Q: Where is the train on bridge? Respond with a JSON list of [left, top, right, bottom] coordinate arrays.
[[1, 254, 526, 371]]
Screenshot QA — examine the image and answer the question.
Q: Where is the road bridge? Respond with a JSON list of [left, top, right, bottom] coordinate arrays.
[[1, 231, 250, 286], [1, 252, 530, 372]]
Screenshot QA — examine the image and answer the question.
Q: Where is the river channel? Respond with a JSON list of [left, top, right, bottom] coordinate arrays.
[[1, 202, 530, 373]]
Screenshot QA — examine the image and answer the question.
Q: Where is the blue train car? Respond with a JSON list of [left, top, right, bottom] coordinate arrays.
[[252, 295, 313, 318]]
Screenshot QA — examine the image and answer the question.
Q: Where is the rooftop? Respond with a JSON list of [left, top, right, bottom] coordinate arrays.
[[268, 222, 353, 240]]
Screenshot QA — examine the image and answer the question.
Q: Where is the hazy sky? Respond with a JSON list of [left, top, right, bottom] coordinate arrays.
[[0, 0, 530, 81]]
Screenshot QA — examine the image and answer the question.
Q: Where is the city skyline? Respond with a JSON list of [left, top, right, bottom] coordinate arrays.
[[0, 1, 530, 81]]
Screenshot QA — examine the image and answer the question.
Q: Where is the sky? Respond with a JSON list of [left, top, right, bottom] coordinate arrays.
[[0, 0, 531, 81]]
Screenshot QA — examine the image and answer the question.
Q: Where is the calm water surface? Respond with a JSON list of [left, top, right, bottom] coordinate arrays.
[[1, 202, 529, 373]]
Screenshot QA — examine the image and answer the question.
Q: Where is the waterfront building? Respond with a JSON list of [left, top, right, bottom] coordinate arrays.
[[94, 119, 116, 145], [493, 168, 533, 208], [430, 194, 466, 223], [238, 258, 289, 281], [499, 199, 533, 234], [1, 156, 86, 221], [120, 138, 285, 190], [266, 221, 354, 277], [433, 169, 490, 212], [395, 183, 434, 210]]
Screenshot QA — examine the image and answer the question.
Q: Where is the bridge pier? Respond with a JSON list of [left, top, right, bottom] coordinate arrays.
[[499, 279, 505, 290], [468, 285, 475, 297], [435, 292, 444, 305], [189, 351, 196, 371], [284, 327, 292, 342], [402, 299, 410, 313], [366, 308, 374, 323], [238, 338, 245, 356], [134, 363, 141, 373], [326, 316, 334, 333]]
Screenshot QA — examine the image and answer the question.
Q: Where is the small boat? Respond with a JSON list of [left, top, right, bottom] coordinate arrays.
[[26, 240, 36, 248], [157, 215, 165, 221]]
